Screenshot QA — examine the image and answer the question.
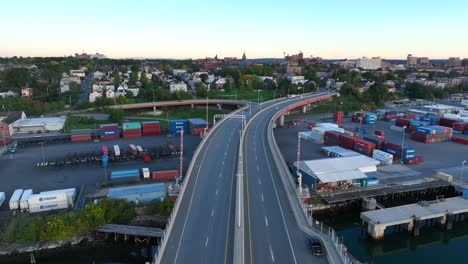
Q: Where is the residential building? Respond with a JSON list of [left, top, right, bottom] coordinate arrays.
[[0, 90, 16, 98], [285, 52, 303, 64], [285, 63, 303, 75], [60, 74, 81, 93], [173, 69, 187, 77], [70, 69, 86, 78], [13, 117, 66, 133], [337, 60, 356, 69], [89, 53, 106, 59], [407, 54, 418, 66], [75, 53, 91, 59], [21, 87, 33, 98], [89, 91, 102, 102], [0, 111, 27, 137], [127, 87, 140, 96], [93, 71, 106, 79], [448, 57, 462, 67], [417, 57, 430, 65], [355, 57, 382, 70], [169, 82, 188, 93]]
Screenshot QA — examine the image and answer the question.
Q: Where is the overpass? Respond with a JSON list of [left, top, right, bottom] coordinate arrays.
[[110, 99, 247, 110]]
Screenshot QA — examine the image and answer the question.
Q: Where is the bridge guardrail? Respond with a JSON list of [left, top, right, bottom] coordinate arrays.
[[267, 93, 362, 264]]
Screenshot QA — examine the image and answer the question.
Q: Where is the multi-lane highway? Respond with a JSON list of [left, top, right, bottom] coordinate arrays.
[[157, 99, 286, 264], [243, 94, 330, 264]]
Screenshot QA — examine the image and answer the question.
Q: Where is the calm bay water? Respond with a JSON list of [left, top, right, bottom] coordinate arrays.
[[331, 214, 468, 264]]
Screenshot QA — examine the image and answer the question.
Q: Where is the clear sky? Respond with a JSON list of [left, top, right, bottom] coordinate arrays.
[[1, 0, 467, 59]]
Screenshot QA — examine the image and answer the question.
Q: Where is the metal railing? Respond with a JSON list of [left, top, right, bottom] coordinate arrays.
[[153, 106, 248, 264], [266, 93, 362, 264]]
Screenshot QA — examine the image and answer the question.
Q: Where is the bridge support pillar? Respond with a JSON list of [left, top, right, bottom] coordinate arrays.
[[368, 223, 385, 240], [302, 105, 307, 113], [413, 218, 421, 237], [279, 115, 285, 126], [191, 104, 194, 109], [217, 104, 222, 110], [439, 215, 447, 226], [446, 213, 454, 230]]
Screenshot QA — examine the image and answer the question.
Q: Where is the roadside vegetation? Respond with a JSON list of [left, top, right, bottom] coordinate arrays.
[[0, 199, 135, 244]]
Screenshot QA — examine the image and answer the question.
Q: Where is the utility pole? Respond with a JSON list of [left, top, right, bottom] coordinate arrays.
[[297, 133, 302, 196], [178, 129, 184, 185], [206, 96, 209, 130]]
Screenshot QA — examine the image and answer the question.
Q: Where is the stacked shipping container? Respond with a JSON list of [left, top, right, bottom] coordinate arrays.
[[122, 123, 142, 138], [71, 129, 92, 142], [352, 112, 377, 124], [142, 121, 161, 136], [411, 125, 453, 143], [353, 138, 376, 156], [187, 118, 208, 136], [333, 111, 344, 125], [382, 142, 415, 160], [324, 131, 342, 146], [99, 124, 120, 140]]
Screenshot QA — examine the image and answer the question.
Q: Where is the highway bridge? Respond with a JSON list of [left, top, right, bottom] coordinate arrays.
[[155, 92, 353, 264]]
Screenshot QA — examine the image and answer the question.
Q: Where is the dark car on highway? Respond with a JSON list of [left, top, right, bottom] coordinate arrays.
[[309, 238, 324, 256]]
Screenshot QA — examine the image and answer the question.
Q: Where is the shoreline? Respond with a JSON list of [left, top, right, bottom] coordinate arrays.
[[0, 234, 90, 256]]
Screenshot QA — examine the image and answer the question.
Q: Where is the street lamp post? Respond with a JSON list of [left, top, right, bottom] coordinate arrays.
[[401, 126, 407, 164], [461, 160, 467, 186]]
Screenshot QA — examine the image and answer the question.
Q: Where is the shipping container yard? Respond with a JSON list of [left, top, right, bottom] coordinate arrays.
[[0, 131, 202, 215], [275, 112, 467, 194]]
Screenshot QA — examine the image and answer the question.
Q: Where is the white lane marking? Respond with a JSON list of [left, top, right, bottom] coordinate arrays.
[[256, 165, 259, 172], [269, 245, 275, 262], [265, 216, 269, 227], [205, 237, 209, 247], [211, 209, 215, 216], [222, 161, 225, 166], [216, 189, 219, 196], [258, 178, 262, 185], [255, 156, 258, 161], [224, 151, 227, 156], [262, 130, 298, 264], [261, 193, 264, 202]]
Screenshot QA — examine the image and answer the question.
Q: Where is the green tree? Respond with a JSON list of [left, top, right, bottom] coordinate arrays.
[[365, 83, 389, 106], [108, 108, 124, 122], [129, 72, 138, 85], [196, 83, 207, 97], [112, 71, 121, 85]]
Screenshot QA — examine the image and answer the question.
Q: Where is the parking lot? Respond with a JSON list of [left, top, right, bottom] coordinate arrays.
[[274, 114, 467, 185], [0, 135, 201, 212]]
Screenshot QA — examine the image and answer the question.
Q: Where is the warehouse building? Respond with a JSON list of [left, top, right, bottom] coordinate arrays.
[[13, 117, 66, 133], [294, 155, 380, 193]]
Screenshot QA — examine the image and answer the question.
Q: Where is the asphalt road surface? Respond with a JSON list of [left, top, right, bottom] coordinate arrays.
[[243, 95, 328, 264]]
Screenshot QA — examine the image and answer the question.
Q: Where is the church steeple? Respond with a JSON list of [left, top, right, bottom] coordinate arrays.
[[242, 51, 246, 61]]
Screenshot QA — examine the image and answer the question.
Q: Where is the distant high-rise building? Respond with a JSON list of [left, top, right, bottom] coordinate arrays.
[[242, 51, 247, 61], [355, 57, 382, 70], [407, 54, 418, 66], [448, 57, 462, 67], [417, 57, 430, 65]]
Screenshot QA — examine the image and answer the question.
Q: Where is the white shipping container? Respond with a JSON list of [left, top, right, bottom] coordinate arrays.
[[40, 188, 76, 206], [113, 145, 120, 156], [372, 149, 393, 162], [19, 189, 33, 211], [9, 189, 23, 210], [390, 125, 406, 132], [316, 123, 339, 128], [28, 192, 68, 206], [28, 202, 69, 213], [0, 192, 5, 207]]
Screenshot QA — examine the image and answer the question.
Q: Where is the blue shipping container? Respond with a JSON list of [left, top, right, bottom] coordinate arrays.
[[383, 146, 401, 157], [463, 190, 468, 200], [99, 129, 120, 136], [111, 169, 140, 179]]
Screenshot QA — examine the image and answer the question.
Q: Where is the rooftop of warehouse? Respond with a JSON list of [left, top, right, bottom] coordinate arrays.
[[295, 155, 380, 183], [421, 104, 456, 110], [108, 183, 166, 197], [15, 117, 66, 127], [321, 146, 361, 157]]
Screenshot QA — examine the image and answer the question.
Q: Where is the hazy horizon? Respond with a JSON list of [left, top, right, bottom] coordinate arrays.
[[2, 0, 468, 59]]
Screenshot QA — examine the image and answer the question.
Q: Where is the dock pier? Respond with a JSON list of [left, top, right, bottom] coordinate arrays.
[[361, 197, 468, 240]]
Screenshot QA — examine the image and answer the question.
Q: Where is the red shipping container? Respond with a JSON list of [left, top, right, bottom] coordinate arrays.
[[405, 114, 417, 119], [100, 135, 120, 140], [151, 170, 179, 181], [143, 131, 162, 136], [374, 130, 385, 138], [354, 139, 376, 150], [71, 135, 91, 142], [453, 122, 466, 131], [340, 135, 355, 150], [439, 118, 458, 128], [452, 136, 468, 145], [123, 134, 142, 139], [324, 131, 342, 140], [395, 118, 410, 127], [100, 125, 120, 130], [144, 155, 151, 162], [384, 142, 403, 151]]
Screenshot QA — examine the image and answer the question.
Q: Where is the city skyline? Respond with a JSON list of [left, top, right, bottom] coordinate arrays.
[[2, 0, 468, 59]]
